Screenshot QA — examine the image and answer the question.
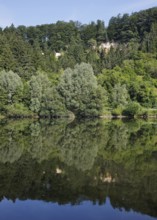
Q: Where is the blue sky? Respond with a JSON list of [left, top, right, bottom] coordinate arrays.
[[0, 0, 157, 28]]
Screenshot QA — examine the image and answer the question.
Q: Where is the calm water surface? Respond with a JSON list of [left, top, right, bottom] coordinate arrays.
[[0, 119, 156, 220]]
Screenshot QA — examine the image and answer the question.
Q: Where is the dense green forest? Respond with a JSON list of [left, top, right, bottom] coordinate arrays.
[[1, 7, 157, 118]]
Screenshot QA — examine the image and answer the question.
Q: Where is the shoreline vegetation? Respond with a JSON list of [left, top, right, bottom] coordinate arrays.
[[1, 111, 157, 120], [1, 7, 157, 119]]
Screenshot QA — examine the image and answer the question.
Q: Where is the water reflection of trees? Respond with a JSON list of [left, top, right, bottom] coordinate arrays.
[[0, 119, 101, 170], [0, 119, 157, 217], [58, 121, 101, 171]]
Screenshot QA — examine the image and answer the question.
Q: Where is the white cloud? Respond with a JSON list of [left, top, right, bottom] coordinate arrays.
[[0, 4, 14, 27]]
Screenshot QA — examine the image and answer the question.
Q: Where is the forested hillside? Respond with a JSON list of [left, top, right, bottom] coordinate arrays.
[[0, 7, 157, 118]]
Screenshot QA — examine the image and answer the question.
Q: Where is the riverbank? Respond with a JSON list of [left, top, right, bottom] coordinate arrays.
[[1, 113, 157, 120]]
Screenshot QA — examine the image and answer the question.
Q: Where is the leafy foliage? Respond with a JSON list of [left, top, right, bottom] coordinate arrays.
[[122, 102, 141, 117], [58, 63, 103, 117]]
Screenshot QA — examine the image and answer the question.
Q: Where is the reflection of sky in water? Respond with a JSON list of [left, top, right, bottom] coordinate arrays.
[[0, 198, 156, 220]]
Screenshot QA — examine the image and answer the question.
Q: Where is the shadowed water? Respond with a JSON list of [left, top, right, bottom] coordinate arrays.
[[0, 119, 157, 220]]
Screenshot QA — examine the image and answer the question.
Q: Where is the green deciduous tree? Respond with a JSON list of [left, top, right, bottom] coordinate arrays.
[[0, 70, 23, 104], [29, 75, 42, 113], [123, 102, 141, 117], [111, 83, 130, 108], [58, 63, 103, 117], [29, 72, 68, 116]]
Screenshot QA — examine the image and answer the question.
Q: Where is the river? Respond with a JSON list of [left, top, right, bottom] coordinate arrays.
[[0, 119, 156, 220]]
